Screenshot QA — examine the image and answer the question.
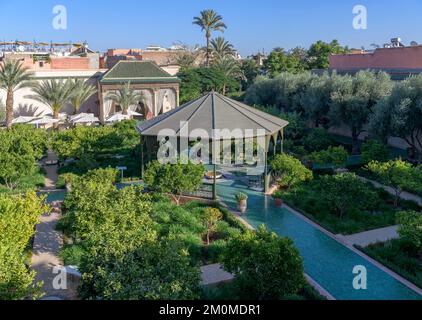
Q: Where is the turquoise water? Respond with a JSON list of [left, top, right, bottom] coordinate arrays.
[[39, 191, 67, 203], [217, 180, 422, 300]]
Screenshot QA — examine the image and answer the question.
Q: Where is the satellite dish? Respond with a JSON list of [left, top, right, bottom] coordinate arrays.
[[17, 45, 25, 52], [411, 41, 419, 46]]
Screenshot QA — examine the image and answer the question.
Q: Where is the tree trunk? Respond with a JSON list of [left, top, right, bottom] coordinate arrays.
[[122, 107, 128, 116], [206, 36, 210, 67], [172, 194, 181, 206], [351, 127, 360, 155], [222, 83, 226, 95], [53, 109, 59, 130], [394, 189, 402, 208], [6, 88, 14, 129], [206, 231, 210, 246]]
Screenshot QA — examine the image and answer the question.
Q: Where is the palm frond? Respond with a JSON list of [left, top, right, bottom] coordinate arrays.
[[106, 82, 145, 114]]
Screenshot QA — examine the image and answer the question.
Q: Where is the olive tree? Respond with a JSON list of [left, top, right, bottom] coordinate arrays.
[[330, 71, 392, 154], [369, 75, 422, 162], [301, 72, 334, 128]]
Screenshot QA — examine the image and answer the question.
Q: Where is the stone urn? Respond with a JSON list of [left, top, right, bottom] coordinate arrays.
[[238, 200, 247, 213], [236, 192, 248, 214]]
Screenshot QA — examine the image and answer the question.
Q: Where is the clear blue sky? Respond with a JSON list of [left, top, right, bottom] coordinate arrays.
[[1, 0, 422, 56]]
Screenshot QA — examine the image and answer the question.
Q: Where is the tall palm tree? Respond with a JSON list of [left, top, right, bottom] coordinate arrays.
[[106, 82, 145, 116], [213, 57, 245, 95], [0, 60, 33, 129], [0, 99, 5, 123], [26, 79, 74, 129], [193, 9, 227, 67], [69, 79, 97, 114], [211, 37, 234, 60]]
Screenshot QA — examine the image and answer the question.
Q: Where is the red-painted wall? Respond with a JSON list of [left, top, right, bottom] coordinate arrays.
[[330, 46, 422, 70], [50, 57, 91, 69]]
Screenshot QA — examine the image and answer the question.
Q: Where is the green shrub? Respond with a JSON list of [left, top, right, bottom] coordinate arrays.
[[303, 128, 334, 152], [270, 153, 313, 189], [362, 239, 422, 289], [308, 146, 348, 169], [222, 226, 305, 300], [396, 211, 422, 254], [361, 139, 390, 164], [60, 245, 86, 266], [206, 239, 228, 263]]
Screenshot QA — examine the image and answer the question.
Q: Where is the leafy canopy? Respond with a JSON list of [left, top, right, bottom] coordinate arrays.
[[397, 211, 422, 253], [0, 192, 46, 300], [308, 146, 348, 169], [366, 159, 416, 206], [270, 154, 313, 189], [222, 226, 305, 300], [144, 161, 205, 205], [318, 173, 378, 219]]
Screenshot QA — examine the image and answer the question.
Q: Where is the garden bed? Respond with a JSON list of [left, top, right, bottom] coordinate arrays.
[[358, 240, 422, 289], [281, 176, 420, 235]]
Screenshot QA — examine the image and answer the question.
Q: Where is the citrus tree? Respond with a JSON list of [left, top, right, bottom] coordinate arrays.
[[144, 161, 205, 205], [270, 154, 313, 189], [366, 159, 415, 207], [396, 211, 422, 255], [0, 192, 46, 299], [222, 226, 305, 299], [203, 208, 223, 245], [0, 125, 48, 190], [308, 146, 348, 169], [318, 173, 378, 219]]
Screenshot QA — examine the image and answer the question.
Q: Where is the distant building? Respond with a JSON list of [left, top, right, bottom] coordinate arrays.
[[98, 61, 180, 123], [0, 43, 105, 117], [0, 43, 180, 123], [104, 46, 186, 76], [249, 52, 267, 67], [329, 38, 422, 80]]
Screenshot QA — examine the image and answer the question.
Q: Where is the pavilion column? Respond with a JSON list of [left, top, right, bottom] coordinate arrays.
[[211, 139, 220, 201], [140, 136, 145, 179], [272, 132, 278, 156], [153, 89, 159, 116], [175, 88, 180, 107], [98, 84, 105, 124], [280, 129, 284, 154], [264, 135, 271, 193]]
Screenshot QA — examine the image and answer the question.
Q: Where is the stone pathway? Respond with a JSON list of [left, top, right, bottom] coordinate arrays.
[[31, 151, 75, 300], [200, 264, 234, 286], [338, 225, 399, 247], [358, 176, 422, 207]]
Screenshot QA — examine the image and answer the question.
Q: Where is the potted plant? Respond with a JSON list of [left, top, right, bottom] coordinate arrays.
[[236, 192, 248, 214], [272, 190, 283, 208]]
